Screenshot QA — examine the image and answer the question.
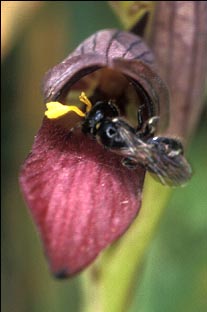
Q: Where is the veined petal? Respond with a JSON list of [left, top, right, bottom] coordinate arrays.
[[20, 119, 144, 277]]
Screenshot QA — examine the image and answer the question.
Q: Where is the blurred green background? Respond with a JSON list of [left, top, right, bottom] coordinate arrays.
[[1, 2, 207, 312]]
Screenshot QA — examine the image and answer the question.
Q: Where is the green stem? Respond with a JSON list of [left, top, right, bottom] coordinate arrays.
[[81, 174, 172, 312]]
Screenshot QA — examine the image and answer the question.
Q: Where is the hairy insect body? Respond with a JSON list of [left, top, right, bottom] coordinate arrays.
[[82, 101, 192, 186], [44, 93, 192, 186]]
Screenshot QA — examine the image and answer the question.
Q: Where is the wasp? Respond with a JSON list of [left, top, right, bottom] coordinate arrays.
[[45, 92, 192, 186]]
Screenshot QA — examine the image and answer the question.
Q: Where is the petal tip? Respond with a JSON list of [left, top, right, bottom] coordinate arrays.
[[53, 268, 69, 279]]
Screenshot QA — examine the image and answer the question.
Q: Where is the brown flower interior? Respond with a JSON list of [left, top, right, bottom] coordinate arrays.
[[53, 67, 153, 131]]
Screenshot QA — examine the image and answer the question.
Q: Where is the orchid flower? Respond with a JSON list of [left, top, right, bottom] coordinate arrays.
[[20, 29, 169, 277]]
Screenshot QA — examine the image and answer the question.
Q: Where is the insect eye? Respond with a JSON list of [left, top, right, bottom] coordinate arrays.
[[106, 126, 117, 138]]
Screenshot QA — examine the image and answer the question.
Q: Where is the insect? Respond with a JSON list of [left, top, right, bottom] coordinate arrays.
[[45, 92, 192, 186]]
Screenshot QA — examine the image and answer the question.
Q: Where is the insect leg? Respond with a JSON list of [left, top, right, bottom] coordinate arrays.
[[121, 157, 138, 169], [137, 105, 145, 132], [137, 106, 159, 138]]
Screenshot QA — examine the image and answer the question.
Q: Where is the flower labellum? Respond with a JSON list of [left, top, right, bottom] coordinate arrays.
[[19, 29, 169, 278]]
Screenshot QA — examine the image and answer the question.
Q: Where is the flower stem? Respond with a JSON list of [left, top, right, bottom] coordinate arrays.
[[81, 174, 172, 312]]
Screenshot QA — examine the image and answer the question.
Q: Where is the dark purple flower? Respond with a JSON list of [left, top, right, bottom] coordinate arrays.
[[19, 29, 169, 277]]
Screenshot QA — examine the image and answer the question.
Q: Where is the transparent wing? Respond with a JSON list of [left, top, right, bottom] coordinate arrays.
[[145, 147, 192, 186], [111, 125, 146, 158], [112, 127, 192, 186]]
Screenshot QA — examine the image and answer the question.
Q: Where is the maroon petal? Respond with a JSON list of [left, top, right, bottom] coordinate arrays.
[[20, 29, 169, 277], [20, 119, 144, 277]]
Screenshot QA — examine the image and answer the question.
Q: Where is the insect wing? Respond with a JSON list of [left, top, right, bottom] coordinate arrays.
[[146, 144, 192, 186], [107, 122, 192, 187], [113, 124, 144, 159], [116, 130, 193, 186]]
